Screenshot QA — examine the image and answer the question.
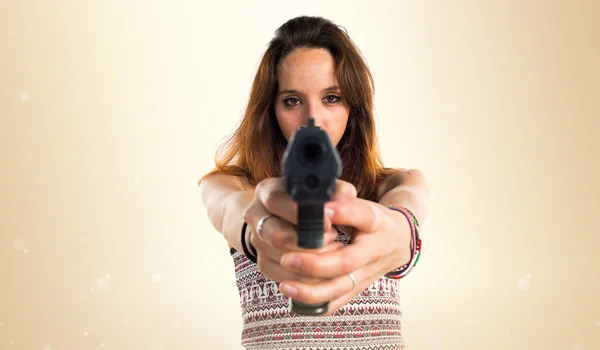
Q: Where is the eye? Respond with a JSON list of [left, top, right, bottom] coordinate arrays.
[[323, 95, 342, 104], [283, 97, 301, 106]]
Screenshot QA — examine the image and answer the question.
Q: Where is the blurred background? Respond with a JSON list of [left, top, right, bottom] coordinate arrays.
[[1, 0, 599, 349]]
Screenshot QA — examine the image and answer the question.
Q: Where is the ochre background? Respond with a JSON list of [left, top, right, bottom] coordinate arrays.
[[1, 1, 599, 349]]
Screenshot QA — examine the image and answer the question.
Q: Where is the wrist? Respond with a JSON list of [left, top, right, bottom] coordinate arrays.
[[386, 208, 413, 266], [384, 205, 422, 279], [221, 189, 255, 253]]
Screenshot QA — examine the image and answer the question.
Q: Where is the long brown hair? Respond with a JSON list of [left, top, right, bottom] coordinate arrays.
[[199, 16, 396, 201]]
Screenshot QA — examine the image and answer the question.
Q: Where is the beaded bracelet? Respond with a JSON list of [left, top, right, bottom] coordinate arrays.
[[385, 205, 422, 279]]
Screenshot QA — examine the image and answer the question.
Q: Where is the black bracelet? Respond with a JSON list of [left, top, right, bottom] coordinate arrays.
[[241, 222, 257, 264], [248, 227, 257, 258]]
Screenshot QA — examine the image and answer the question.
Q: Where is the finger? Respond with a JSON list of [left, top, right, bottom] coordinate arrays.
[[280, 274, 349, 306], [258, 214, 337, 252], [252, 223, 342, 264], [324, 227, 341, 246], [250, 205, 335, 253], [255, 178, 294, 224], [278, 259, 379, 307], [322, 260, 398, 316], [279, 239, 385, 279], [257, 184, 334, 232], [249, 217, 296, 261], [335, 225, 354, 240], [243, 195, 299, 251], [255, 177, 298, 225], [291, 241, 347, 285], [257, 185, 297, 225], [325, 198, 384, 234], [256, 254, 302, 283], [331, 179, 358, 202], [256, 178, 353, 227], [316, 240, 346, 254], [254, 243, 346, 285]]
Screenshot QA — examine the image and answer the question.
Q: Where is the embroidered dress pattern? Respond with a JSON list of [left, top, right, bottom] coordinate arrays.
[[230, 229, 405, 349]]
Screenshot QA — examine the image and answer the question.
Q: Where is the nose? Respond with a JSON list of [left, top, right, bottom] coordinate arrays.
[[306, 100, 324, 127]]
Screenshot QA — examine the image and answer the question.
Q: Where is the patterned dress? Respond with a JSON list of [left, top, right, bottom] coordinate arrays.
[[229, 228, 406, 349]]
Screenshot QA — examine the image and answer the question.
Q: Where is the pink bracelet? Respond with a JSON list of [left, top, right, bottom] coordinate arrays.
[[385, 205, 422, 279]]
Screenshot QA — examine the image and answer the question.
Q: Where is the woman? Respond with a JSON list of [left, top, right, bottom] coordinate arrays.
[[199, 15, 429, 349]]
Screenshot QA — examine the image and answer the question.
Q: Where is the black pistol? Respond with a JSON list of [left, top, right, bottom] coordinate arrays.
[[281, 117, 342, 316]]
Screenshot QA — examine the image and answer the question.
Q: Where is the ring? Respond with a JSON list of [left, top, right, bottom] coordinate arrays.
[[256, 214, 274, 239], [348, 273, 357, 290]]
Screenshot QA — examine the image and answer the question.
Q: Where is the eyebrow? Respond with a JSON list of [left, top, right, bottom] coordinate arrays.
[[277, 85, 340, 95]]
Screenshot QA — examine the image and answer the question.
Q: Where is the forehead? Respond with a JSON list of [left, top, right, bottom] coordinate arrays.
[[277, 48, 338, 91]]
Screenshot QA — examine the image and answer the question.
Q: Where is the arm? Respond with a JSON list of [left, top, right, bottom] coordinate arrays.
[[199, 173, 255, 254], [378, 168, 429, 228], [377, 168, 429, 271]]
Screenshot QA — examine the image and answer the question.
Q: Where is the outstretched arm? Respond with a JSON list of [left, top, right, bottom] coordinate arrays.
[[378, 168, 429, 230], [199, 173, 255, 254]]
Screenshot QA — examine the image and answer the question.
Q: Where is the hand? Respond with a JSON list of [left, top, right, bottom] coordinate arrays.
[[277, 198, 413, 316], [242, 177, 357, 284]]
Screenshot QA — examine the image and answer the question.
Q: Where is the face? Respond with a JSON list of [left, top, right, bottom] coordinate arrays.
[[274, 47, 350, 147]]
